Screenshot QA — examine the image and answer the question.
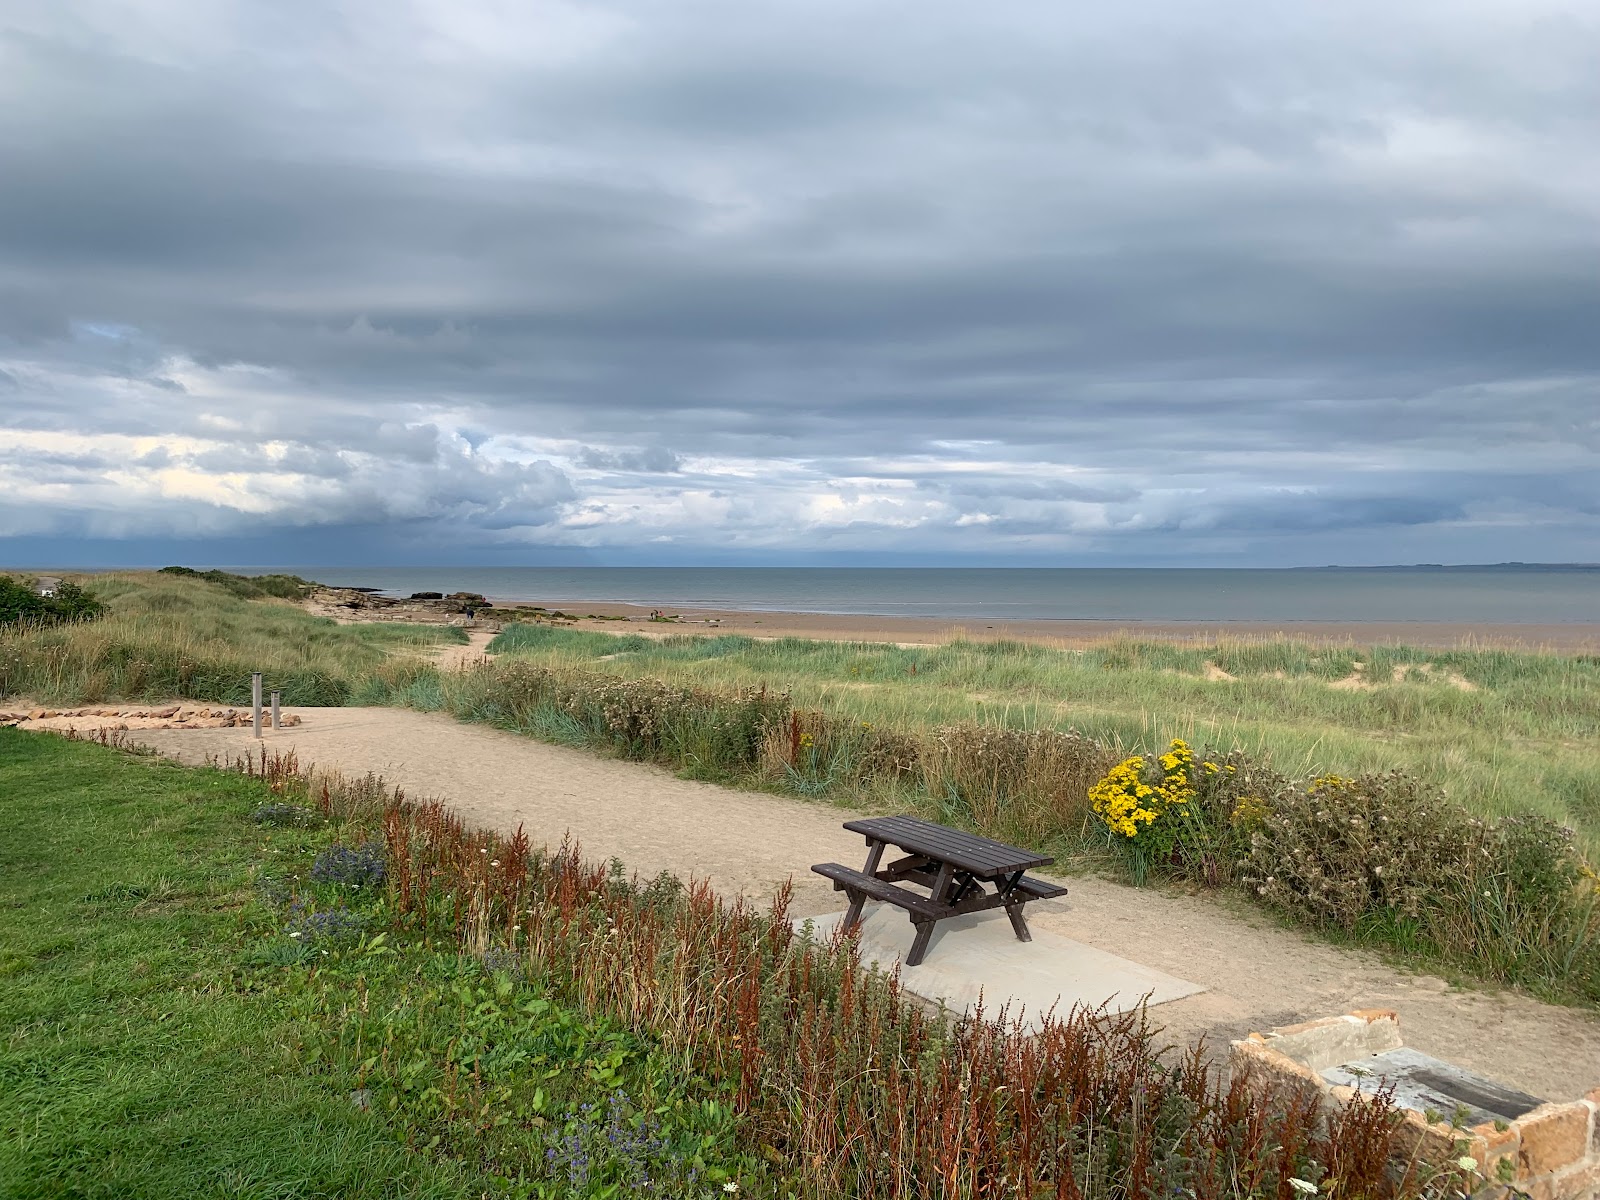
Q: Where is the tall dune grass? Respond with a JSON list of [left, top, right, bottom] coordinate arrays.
[[483, 624, 1600, 853], [0, 571, 466, 706]]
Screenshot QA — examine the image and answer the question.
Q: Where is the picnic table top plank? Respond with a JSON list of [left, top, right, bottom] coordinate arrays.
[[842, 814, 1052, 876]]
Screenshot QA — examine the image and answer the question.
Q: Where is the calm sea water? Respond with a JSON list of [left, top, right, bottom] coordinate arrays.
[[257, 567, 1600, 624]]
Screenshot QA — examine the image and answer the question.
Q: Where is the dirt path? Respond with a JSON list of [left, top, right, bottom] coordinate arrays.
[[426, 628, 497, 671], [131, 708, 1598, 1100]]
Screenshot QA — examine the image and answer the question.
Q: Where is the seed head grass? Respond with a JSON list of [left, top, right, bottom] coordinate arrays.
[[482, 623, 1600, 855], [0, 570, 467, 705]]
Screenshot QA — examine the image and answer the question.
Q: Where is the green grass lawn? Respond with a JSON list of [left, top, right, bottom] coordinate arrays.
[[0, 728, 488, 1198], [0, 729, 743, 1199]]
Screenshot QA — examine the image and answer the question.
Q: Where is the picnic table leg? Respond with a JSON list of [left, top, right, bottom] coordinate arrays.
[[906, 919, 935, 967], [1005, 900, 1032, 943], [903, 861, 956, 967], [842, 839, 888, 931]]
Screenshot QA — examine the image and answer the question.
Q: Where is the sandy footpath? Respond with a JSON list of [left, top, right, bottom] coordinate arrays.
[[127, 707, 1600, 1100], [427, 628, 498, 671]]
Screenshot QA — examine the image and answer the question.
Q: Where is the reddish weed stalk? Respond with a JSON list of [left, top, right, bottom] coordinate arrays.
[[184, 737, 1455, 1199]]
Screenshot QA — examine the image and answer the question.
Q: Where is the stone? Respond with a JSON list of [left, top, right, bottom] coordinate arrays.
[[1557, 1160, 1600, 1200], [1388, 1109, 1464, 1168], [1522, 1159, 1600, 1200], [1263, 1012, 1403, 1072], [1518, 1103, 1591, 1179], [1470, 1120, 1520, 1177], [1229, 1039, 1325, 1108]]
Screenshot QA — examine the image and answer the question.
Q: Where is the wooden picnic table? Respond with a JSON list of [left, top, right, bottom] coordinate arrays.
[[812, 815, 1068, 966]]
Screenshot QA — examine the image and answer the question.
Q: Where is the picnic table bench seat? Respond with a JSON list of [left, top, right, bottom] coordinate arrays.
[[812, 815, 1068, 966], [811, 862, 947, 920], [1009, 875, 1070, 901]]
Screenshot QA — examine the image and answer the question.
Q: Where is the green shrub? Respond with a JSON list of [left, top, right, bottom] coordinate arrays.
[[1238, 771, 1600, 998], [0, 576, 106, 628], [477, 661, 792, 771], [158, 566, 313, 600], [1240, 771, 1480, 931]]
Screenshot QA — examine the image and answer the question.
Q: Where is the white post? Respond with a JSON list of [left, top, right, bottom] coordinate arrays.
[[270, 690, 281, 730], [252, 672, 263, 739]]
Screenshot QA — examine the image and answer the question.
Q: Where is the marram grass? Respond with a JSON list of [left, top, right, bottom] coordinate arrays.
[[483, 623, 1600, 854], [0, 570, 467, 706]]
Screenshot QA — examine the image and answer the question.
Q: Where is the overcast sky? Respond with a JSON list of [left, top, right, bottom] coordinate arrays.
[[2, 0, 1597, 566]]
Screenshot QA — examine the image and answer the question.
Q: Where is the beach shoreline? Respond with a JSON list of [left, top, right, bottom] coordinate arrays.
[[483, 596, 1600, 652]]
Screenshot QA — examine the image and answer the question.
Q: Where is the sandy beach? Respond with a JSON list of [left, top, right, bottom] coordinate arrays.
[[488, 597, 1600, 653]]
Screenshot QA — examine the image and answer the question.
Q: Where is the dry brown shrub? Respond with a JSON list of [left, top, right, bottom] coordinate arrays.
[[759, 709, 922, 792], [923, 723, 1115, 844]]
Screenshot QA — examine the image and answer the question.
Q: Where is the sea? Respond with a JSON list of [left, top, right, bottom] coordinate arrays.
[[252, 566, 1600, 625]]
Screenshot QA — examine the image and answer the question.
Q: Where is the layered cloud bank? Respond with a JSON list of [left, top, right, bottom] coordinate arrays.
[[2, 0, 1597, 564]]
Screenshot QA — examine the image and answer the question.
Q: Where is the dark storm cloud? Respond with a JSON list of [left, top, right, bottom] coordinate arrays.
[[1, 0, 1597, 562]]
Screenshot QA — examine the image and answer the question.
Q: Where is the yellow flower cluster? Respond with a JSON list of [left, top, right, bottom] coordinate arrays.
[[1230, 794, 1271, 830], [1090, 738, 1196, 840]]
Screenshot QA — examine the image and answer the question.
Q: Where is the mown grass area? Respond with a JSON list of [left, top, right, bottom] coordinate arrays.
[[484, 624, 1600, 853], [0, 729, 1462, 1198], [0, 729, 748, 1198], [0, 571, 467, 707], [0, 728, 485, 1197]]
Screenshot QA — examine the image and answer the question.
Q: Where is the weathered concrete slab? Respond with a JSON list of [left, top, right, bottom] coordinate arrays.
[[1322, 1047, 1546, 1127], [795, 906, 1206, 1030]]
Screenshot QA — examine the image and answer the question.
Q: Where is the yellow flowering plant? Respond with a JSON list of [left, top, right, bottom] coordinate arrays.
[[1089, 739, 1201, 882]]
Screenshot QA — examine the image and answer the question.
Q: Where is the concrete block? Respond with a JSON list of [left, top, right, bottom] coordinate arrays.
[[796, 907, 1204, 1031]]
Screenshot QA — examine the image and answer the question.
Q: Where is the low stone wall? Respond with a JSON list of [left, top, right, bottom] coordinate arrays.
[[0, 706, 303, 731], [1231, 1011, 1600, 1199]]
